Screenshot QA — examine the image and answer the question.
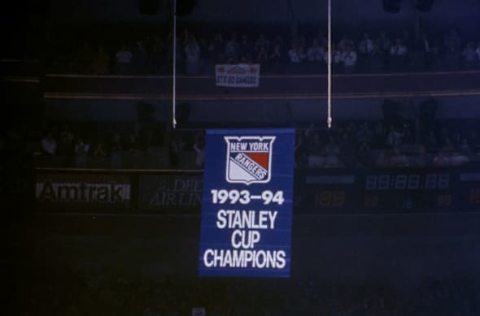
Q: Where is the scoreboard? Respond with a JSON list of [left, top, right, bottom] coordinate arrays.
[[362, 170, 453, 211], [298, 168, 480, 213]]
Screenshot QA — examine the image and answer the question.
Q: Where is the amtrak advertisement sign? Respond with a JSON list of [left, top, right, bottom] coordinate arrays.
[[198, 129, 295, 277]]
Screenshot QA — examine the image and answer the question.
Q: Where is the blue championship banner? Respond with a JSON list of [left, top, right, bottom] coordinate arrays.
[[198, 129, 295, 277]]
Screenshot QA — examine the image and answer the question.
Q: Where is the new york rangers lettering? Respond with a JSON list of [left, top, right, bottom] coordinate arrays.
[[224, 136, 276, 185], [199, 129, 294, 277]]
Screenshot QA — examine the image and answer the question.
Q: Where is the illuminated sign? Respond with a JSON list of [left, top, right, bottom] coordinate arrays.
[[35, 173, 130, 211], [215, 64, 260, 88]]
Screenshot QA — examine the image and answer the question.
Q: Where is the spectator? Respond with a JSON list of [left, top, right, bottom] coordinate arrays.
[[256, 43, 269, 63], [41, 132, 57, 155], [297, 36, 308, 61], [441, 137, 456, 152], [401, 29, 412, 52], [208, 32, 225, 64], [389, 38, 408, 71], [357, 141, 373, 167], [254, 34, 270, 61], [125, 133, 139, 152], [433, 149, 451, 166], [429, 38, 442, 70], [168, 133, 184, 168], [467, 130, 480, 148], [323, 135, 341, 167], [330, 43, 345, 72], [92, 46, 110, 74], [358, 33, 374, 56], [376, 31, 393, 70], [459, 138, 472, 156], [385, 125, 404, 147], [272, 35, 285, 58], [476, 41, 480, 66], [74, 137, 90, 168], [337, 34, 354, 51], [239, 34, 253, 63], [225, 33, 239, 63], [462, 42, 477, 69], [133, 41, 148, 74], [444, 29, 462, 54], [339, 131, 356, 167], [343, 44, 357, 73], [422, 131, 438, 149], [307, 38, 325, 63], [110, 133, 123, 168], [411, 32, 431, 71], [355, 122, 374, 145], [269, 42, 283, 64], [377, 31, 393, 53], [93, 142, 107, 159], [305, 131, 323, 168], [165, 31, 185, 73], [58, 125, 75, 166], [76, 41, 95, 73], [184, 34, 201, 74], [88, 142, 107, 168], [295, 131, 308, 168], [358, 33, 374, 72], [368, 41, 383, 72], [193, 131, 205, 168], [115, 44, 133, 74], [388, 147, 409, 167], [443, 29, 462, 70], [150, 36, 165, 74], [288, 42, 305, 64]]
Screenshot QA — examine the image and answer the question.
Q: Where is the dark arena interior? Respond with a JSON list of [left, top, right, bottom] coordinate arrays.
[[2, 0, 480, 315]]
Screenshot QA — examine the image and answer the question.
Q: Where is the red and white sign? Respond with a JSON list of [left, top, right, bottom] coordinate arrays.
[[215, 64, 260, 88], [192, 307, 206, 316]]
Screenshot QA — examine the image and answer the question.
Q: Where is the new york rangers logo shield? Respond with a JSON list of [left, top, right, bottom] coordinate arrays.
[[224, 136, 276, 185]]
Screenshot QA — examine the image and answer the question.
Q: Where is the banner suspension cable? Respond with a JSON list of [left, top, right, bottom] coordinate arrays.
[[327, 0, 333, 129], [172, 0, 177, 129]]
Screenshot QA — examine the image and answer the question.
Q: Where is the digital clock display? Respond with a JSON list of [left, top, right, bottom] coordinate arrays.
[[362, 172, 454, 211], [299, 169, 480, 213], [365, 173, 450, 191]]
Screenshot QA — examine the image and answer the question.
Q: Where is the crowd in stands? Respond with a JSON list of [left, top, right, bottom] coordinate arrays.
[[295, 118, 480, 169], [46, 25, 480, 75], [35, 122, 205, 169], [34, 115, 480, 170], [24, 269, 479, 315]]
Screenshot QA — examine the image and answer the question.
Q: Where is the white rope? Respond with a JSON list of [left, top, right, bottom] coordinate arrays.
[[327, 0, 332, 129], [172, 0, 177, 129]]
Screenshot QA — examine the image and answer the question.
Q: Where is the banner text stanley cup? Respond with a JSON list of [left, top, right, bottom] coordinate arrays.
[[198, 129, 295, 277]]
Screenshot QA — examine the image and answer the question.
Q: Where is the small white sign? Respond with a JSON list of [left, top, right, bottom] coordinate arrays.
[[215, 64, 260, 88], [192, 307, 206, 316]]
